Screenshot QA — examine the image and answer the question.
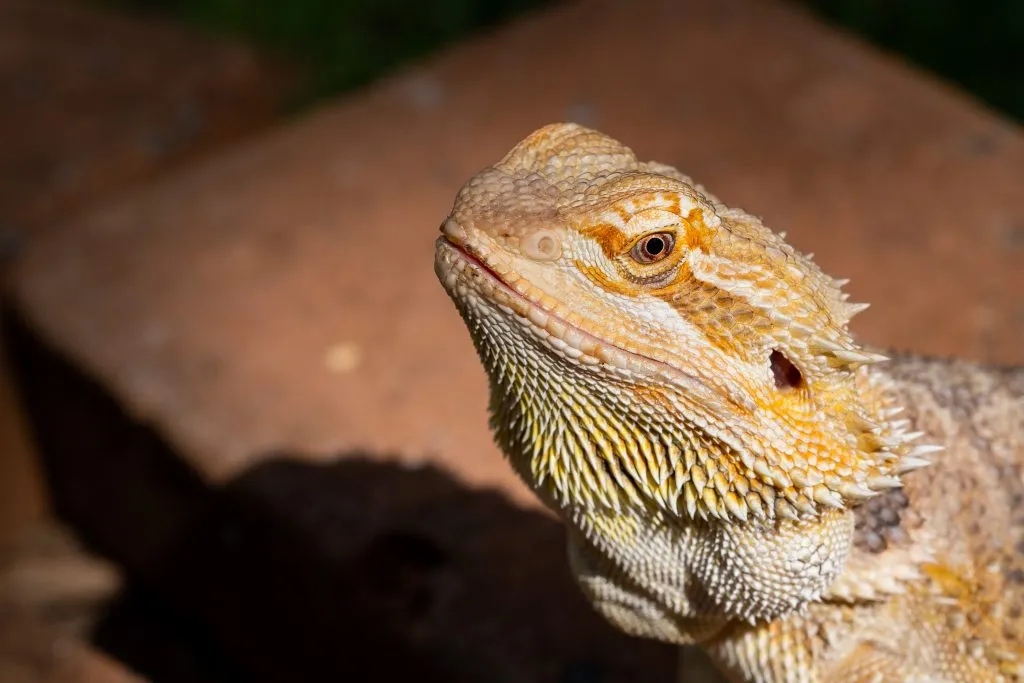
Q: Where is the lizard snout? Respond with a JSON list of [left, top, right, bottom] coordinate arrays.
[[440, 217, 469, 246]]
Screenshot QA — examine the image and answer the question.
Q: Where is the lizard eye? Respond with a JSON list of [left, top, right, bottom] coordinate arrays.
[[631, 232, 676, 264]]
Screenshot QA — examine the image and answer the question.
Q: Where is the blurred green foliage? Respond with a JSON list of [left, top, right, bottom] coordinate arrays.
[[802, 0, 1023, 121], [94, 0, 554, 105], [96, 0, 1022, 121]]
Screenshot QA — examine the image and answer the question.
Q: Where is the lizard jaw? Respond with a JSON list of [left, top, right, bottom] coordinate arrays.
[[435, 234, 701, 385]]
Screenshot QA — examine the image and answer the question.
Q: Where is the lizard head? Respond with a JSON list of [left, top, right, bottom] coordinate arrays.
[[435, 123, 928, 523]]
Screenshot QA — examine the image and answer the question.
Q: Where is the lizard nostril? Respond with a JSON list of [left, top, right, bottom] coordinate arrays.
[[522, 229, 562, 261]]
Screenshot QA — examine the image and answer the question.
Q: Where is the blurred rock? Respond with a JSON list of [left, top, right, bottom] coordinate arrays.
[[0, 0, 287, 244], [0, 523, 136, 683], [0, 525, 119, 613]]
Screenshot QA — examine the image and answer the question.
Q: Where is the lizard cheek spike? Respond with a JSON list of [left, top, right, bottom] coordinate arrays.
[[521, 229, 562, 261]]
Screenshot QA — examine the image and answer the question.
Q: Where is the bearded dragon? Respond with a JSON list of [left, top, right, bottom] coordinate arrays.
[[433, 123, 1024, 682]]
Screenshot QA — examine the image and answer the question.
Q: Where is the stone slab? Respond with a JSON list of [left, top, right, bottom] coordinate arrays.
[[0, 0, 284, 243], [9, 0, 1024, 500], [0, 0, 287, 546]]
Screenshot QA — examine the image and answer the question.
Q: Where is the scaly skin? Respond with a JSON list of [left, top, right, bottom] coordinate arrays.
[[433, 123, 1024, 682]]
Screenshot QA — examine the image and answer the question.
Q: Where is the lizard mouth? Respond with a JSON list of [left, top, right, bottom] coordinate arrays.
[[435, 235, 680, 380]]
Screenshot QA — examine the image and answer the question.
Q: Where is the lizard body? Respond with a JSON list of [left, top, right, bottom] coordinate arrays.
[[433, 123, 1024, 682]]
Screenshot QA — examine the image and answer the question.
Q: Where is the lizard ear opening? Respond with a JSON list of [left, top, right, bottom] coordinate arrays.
[[770, 350, 803, 390]]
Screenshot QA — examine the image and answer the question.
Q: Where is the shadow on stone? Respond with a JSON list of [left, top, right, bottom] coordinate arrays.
[[3, 306, 676, 682]]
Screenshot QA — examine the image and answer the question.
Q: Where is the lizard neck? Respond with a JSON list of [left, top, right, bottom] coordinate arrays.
[[484, 323, 914, 525]]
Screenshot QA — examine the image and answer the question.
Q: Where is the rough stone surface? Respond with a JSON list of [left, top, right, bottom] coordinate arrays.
[[0, 2, 287, 678], [9, 0, 1024, 497], [0, 0, 285, 246], [0, 0, 287, 541]]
